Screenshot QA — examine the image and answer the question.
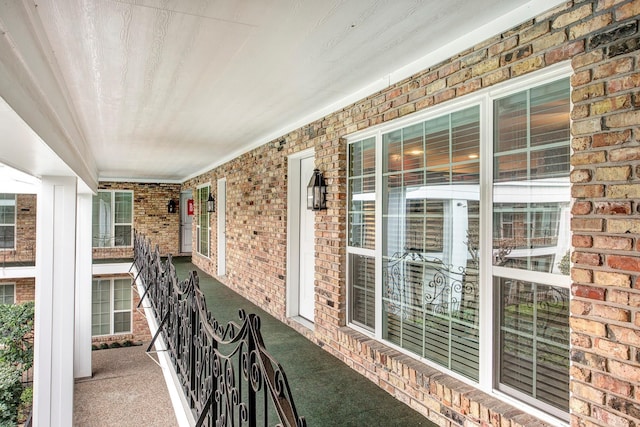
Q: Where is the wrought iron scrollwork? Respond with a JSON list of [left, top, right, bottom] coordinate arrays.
[[133, 231, 306, 427], [383, 249, 479, 324]]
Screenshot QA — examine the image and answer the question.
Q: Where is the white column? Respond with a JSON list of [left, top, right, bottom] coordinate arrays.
[[34, 176, 77, 426], [74, 192, 93, 378]]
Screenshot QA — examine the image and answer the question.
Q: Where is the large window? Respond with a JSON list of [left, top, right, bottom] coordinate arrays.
[[348, 138, 376, 329], [493, 78, 570, 418], [92, 278, 132, 336], [196, 185, 211, 257], [0, 284, 15, 304], [347, 74, 570, 421], [382, 106, 481, 380], [92, 191, 133, 247], [0, 194, 16, 249]]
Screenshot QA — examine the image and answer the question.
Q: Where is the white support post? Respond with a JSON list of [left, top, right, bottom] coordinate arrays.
[[34, 176, 78, 426], [74, 192, 93, 378]]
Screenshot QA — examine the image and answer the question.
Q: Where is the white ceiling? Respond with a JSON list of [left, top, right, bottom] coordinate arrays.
[[0, 0, 563, 191]]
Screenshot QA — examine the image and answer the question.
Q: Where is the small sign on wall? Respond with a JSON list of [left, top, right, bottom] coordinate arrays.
[[187, 198, 194, 216]]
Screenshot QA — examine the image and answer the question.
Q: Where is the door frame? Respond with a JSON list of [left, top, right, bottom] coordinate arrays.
[[286, 148, 315, 327]]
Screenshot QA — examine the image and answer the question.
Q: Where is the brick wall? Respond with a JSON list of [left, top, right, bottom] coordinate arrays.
[[0, 194, 36, 265], [93, 182, 181, 259], [184, 1, 640, 426], [568, 1, 640, 426]]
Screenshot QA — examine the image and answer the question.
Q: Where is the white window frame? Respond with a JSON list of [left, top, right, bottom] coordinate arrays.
[[196, 184, 211, 258], [0, 194, 16, 251], [91, 277, 132, 336], [345, 62, 572, 426], [0, 283, 15, 304], [92, 190, 134, 248]]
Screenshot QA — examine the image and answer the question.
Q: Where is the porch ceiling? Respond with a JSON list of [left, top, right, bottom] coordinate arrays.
[[0, 0, 563, 188]]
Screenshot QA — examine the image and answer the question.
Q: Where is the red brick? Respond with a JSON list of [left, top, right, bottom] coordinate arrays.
[[592, 303, 631, 322], [609, 360, 640, 383], [594, 201, 632, 215], [573, 234, 593, 247], [616, 0, 640, 20], [610, 146, 640, 162], [607, 73, 640, 94], [592, 130, 632, 147], [593, 235, 632, 251], [608, 255, 640, 272], [572, 201, 592, 215], [572, 285, 606, 300], [571, 218, 603, 232]]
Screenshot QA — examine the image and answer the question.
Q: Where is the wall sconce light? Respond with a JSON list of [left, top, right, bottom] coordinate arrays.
[[307, 169, 327, 211], [207, 193, 215, 213], [167, 199, 177, 214]]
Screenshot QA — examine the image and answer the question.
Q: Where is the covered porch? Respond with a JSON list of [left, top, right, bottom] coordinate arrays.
[[75, 256, 434, 426]]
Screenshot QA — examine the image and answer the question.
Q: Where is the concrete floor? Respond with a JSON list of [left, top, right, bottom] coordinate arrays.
[[74, 344, 178, 427]]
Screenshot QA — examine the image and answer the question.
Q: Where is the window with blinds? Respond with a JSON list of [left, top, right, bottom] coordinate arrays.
[[493, 78, 571, 416], [346, 72, 571, 421], [381, 105, 481, 380], [348, 138, 375, 249], [348, 138, 376, 329], [0, 194, 16, 249]]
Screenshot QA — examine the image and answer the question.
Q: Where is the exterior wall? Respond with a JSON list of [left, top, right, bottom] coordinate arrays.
[[92, 182, 182, 259], [183, 1, 640, 426], [0, 194, 36, 265]]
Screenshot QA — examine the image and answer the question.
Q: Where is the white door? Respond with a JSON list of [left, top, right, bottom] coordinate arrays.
[[180, 191, 193, 253], [298, 156, 316, 321], [217, 178, 226, 276]]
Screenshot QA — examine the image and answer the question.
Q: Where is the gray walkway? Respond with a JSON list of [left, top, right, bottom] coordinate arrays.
[[74, 343, 178, 427]]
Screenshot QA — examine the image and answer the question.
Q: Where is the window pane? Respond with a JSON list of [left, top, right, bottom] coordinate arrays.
[[493, 78, 571, 273], [113, 312, 131, 334], [113, 279, 131, 311], [530, 79, 570, 147], [381, 106, 480, 380], [92, 280, 111, 336], [494, 91, 527, 152], [92, 192, 112, 247], [349, 138, 376, 249], [114, 225, 132, 246], [0, 194, 16, 225], [0, 284, 14, 304], [0, 226, 15, 249], [114, 192, 133, 224], [349, 254, 375, 330], [499, 278, 569, 411], [0, 195, 16, 249]]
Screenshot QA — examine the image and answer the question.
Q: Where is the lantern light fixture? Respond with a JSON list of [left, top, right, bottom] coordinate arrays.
[[207, 193, 215, 213], [307, 168, 327, 211], [167, 199, 177, 214]]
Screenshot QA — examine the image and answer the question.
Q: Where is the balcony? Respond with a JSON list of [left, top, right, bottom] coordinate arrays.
[[74, 251, 434, 426]]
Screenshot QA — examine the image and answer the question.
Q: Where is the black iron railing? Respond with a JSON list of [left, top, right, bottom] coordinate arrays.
[[133, 232, 306, 427]]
